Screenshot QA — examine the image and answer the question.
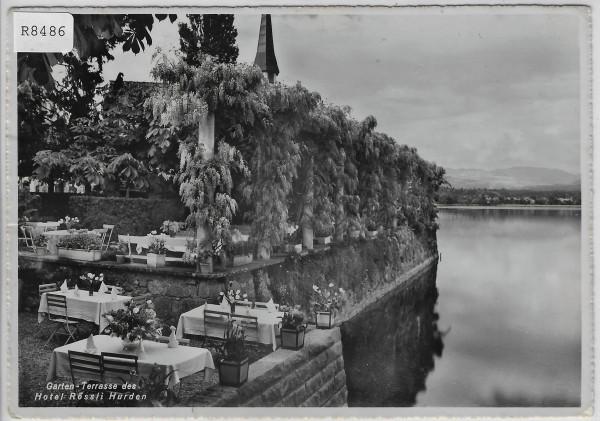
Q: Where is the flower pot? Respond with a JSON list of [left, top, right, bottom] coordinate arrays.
[[366, 230, 378, 239], [122, 338, 138, 351], [293, 244, 302, 253], [349, 230, 360, 239], [281, 328, 306, 350], [314, 236, 331, 245], [302, 226, 314, 250], [227, 253, 253, 267], [35, 247, 47, 255], [219, 358, 249, 387], [57, 248, 102, 262], [147, 253, 166, 268], [115, 254, 126, 264], [257, 241, 271, 260], [316, 311, 335, 329]]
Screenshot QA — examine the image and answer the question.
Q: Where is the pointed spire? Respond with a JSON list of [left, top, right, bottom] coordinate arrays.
[[254, 14, 280, 83]]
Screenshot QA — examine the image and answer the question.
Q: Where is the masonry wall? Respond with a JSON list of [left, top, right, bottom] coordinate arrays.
[[184, 327, 347, 407]]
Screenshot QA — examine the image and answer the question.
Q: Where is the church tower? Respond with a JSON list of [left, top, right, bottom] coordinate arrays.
[[254, 14, 280, 83]]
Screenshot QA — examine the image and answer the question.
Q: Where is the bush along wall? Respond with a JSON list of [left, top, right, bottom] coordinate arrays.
[[68, 196, 185, 238], [261, 226, 435, 323]]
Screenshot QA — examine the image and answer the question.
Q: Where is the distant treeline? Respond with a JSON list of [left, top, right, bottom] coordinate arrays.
[[436, 187, 581, 206]]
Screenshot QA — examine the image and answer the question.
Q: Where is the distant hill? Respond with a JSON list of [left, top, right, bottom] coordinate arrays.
[[444, 167, 580, 191]]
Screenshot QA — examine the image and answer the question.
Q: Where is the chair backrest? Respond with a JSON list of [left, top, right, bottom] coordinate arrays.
[[39, 283, 58, 298], [68, 350, 103, 384], [46, 293, 68, 321], [231, 313, 259, 345], [157, 336, 190, 346], [254, 301, 280, 311], [101, 225, 115, 251], [203, 309, 230, 340], [234, 300, 252, 308], [101, 352, 139, 383], [105, 285, 122, 295], [20, 225, 34, 248], [129, 295, 149, 306]]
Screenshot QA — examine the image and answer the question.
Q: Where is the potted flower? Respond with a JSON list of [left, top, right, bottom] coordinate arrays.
[[366, 220, 379, 239], [311, 283, 345, 329], [220, 281, 249, 313], [218, 322, 249, 387], [313, 220, 333, 245], [103, 299, 162, 357], [280, 306, 308, 350], [58, 215, 80, 232], [114, 240, 129, 264], [146, 232, 167, 268], [57, 232, 103, 261], [226, 241, 255, 267], [79, 272, 104, 296], [161, 220, 183, 237], [33, 236, 47, 255]]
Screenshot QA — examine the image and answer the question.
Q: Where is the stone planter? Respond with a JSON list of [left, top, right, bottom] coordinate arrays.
[[315, 311, 335, 329], [147, 253, 166, 268], [115, 254, 126, 264], [280, 327, 306, 350], [314, 236, 331, 245], [366, 230, 378, 239], [57, 248, 102, 262], [257, 241, 271, 260], [35, 247, 47, 255], [302, 226, 314, 250], [227, 253, 253, 267], [219, 357, 249, 387], [349, 230, 360, 239]]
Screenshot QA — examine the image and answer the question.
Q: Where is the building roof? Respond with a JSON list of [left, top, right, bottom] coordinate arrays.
[[253, 14, 280, 76]]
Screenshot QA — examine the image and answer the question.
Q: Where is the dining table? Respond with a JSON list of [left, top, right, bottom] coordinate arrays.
[[46, 335, 215, 388], [176, 303, 285, 351], [25, 221, 62, 238], [38, 289, 132, 333]]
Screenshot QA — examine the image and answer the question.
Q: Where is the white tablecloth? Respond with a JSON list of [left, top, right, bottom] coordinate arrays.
[[26, 221, 61, 237], [38, 290, 131, 332], [118, 234, 192, 254], [46, 335, 215, 388], [176, 304, 284, 351]]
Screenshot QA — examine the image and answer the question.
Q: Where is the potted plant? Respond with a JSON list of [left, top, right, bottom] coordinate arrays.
[[219, 281, 249, 314], [218, 322, 249, 387], [161, 220, 183, 237], [311, 283, 345, 329], [136, 364, 178, 407], [146, 232, 167, 268], [280, 306, 308, 350], [226, 241, 255, 267], [57, 233, 103, 261], [366, 220, 379, 239], [114, 240, 129, 264], [58, 215, 80, 231], [313, 220, 333, 245], [33, 236, 47, 255], [79, 272, 105, 296]]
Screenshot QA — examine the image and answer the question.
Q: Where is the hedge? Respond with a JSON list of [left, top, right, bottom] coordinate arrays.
[[68, 196, 185, 238]]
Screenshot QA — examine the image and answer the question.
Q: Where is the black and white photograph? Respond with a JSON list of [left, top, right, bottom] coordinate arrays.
[[1, 2, 593, 419]]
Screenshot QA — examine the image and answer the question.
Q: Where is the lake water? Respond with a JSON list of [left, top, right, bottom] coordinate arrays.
[[341, 207, 581, 407]]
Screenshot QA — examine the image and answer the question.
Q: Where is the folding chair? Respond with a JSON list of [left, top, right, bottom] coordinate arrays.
[[157, 336, 190, 346], [44, 294, 80, 346], [254, 301, 280, 311], [68, 350, 104, 389], [101, 352, 139, 390], [39, 282, 58, 298], [203, 309, 231, 355], [101, 225, 115, 252], [18, 225, 34, 249], [231, 314, 259, 350], [234, 300, 252, 309]]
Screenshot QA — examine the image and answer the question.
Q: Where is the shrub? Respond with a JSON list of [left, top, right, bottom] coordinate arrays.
[[57, 233, 103, 250], [68, 196, 185, 238]]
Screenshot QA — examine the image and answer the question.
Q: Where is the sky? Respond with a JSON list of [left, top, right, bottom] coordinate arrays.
[[101, 8, 584, 175]]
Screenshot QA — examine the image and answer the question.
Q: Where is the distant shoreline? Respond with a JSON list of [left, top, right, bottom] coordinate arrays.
[[436, 204, 581, 211]]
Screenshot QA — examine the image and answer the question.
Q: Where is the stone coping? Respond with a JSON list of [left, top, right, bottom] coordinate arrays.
[[18, 244, 332, 279], [182, 327, 341, 407]]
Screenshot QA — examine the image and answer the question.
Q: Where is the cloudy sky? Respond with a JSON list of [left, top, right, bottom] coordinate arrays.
[[102, 8, 585, 174]]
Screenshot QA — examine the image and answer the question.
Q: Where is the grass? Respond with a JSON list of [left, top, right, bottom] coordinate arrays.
[[18, 311, 271, 407]]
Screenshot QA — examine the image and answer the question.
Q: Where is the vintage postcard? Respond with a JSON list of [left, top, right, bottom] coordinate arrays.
[[0, 1, 594, 420]]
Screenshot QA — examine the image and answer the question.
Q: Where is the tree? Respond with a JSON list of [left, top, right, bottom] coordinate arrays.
[[179, 15, 239, 65]]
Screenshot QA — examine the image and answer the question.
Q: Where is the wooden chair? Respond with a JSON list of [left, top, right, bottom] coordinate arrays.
[[203, 309, 231, 354], [100, 225, 115, 251], [39, 283, 58, 298], [129, 295, 149, 306], [101, 352, 139, 387], [44, 294, 80, 346], [68, 350, 103, 389], [157, 336, 190, 346], [105, 285, 122, 295], [254, 301, 280, 311], [18, 225, 34, 249], [231, 313, 259, 349], [234, 300, 252, 308]]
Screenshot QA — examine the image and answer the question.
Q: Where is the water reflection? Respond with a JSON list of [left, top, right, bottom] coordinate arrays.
[[341, 264, 443, 406]]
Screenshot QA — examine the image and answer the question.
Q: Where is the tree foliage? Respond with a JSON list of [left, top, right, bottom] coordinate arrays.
[[179, 15, 239, 66]]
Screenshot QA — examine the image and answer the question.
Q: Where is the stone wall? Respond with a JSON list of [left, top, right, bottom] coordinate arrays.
[[184, 327, 347, 407]]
